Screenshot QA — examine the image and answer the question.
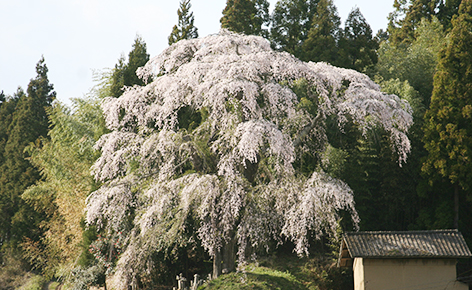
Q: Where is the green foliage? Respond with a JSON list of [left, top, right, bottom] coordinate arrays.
[[220, 0, 270, 37], [0, 57, 55, 248], [388, 0, 440, 44], [339, 8, 379, 72], [269, 0, 319, 58], [168, 0, 199, 45], [301, 0, 341, 65], [422, 0, 472, 191], [388, 0, 460, 44], [378, 78, 423, 117], [376, 17, 445, 104], [18, 274, 47, 290], [109, 36, 150, 98], [21, 97, 105, 275], [67, 265, 106, 290], [319, 145, 348, 179], [177, 105, 203, 132], [200, 254, 352, 290], [0, 248, 30, 290]]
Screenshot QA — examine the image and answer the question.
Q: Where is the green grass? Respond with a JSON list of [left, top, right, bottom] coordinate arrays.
[[18, 274, 47, 290], [198, 254, 353, 290]]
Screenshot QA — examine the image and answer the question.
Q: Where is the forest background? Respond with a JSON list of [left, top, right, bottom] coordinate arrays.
[[1, 0, 471, 289]]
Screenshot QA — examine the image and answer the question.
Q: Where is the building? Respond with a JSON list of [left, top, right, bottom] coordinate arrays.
[[338, 229, 471, 290]]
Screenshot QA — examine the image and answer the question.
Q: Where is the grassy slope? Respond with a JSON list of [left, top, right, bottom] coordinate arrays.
[[199, 254, 353, 290]]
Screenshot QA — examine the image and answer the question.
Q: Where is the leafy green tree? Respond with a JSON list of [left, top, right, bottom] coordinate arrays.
[[110, 36, 150, 98], [388, 0, 461, 44], [373, 16, 462, 234], [422, 0, 472, 229], [0, 57, 55, 247], [437, 0, 462, 30], [168, 0, 199, 45], [349, 79, 422, 231], [269, 0, 319, 58], [376, 17, 446, 104], [19, 68, 110, 282], [339, 7, 379, 72], [220, 0, 270, 37], [22, 96, 105, 278], [0, 91, 20, 245], [301, 0, 341, 65]]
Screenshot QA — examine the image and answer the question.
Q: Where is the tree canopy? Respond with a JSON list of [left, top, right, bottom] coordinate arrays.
[[422, 0, 472, 228], [0, 57, 55, 247], [270, 0, 320, 58], [109, 36, 150, 98], [168, 0, 199, 46], [220, 0, 270, 37], [85, 30, 413, 288], [340, 7, 379, 71], [301, 0, 341, 64]]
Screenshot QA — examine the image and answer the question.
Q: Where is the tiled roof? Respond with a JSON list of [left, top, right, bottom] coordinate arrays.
[[338, 229, 471, 267]]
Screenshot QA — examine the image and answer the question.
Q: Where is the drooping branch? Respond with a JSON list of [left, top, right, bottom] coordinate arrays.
[[292, 110, 325, 148], [86, 30, 413, 287]]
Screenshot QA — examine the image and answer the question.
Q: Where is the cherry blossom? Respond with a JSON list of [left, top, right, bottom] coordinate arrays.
[[86, 30, 412, 287]]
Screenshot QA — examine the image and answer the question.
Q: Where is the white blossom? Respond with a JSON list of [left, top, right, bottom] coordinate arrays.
[[86, 30, 413, 285]]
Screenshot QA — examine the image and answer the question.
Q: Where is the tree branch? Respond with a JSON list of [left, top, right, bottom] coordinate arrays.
[[293, 111, 324, 147]]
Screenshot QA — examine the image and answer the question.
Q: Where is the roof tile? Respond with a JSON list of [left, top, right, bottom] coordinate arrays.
[[343, 229, 472, 258]]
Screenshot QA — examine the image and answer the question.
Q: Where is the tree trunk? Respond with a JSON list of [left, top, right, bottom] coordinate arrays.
[[213, 248, 222, 279], [222, 237, 237, 274], [454, 183, 459, 229], [212, 236, 237, 279]]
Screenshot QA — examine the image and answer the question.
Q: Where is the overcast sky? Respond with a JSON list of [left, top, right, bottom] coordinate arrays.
[[0, 0, 394, 105]]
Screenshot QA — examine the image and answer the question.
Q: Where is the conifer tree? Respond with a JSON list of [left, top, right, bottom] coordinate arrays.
[[0, 57, 55, 246], [110, 36, 150, 98], [168, 0, 199, 45], [340, 7, 378, 72], [270, 0, 319, 58], [301, 0, 341, 65], [220, 0, 270, 37], [388, 0, 461, 44], [0, 90, 20, 244], [422, 0, 472, 229]]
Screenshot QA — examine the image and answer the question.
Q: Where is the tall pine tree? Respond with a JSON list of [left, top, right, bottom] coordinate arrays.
[[110, 36, 150, 98], [301, 0, 341, 65], [388, 0, 461, 44], [0, 57, 55, 247], [270, 0, 319, 58], [220, 0, 270, 37], [339, 7, 378, 72], [422, 0, 472, 229], [168, 0, 199, 45]]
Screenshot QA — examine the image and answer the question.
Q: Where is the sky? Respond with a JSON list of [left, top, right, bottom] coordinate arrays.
[[0, 0, 395, 106]]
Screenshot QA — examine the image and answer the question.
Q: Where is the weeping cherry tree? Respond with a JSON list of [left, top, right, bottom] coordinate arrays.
[[86, 30, 413, 287]]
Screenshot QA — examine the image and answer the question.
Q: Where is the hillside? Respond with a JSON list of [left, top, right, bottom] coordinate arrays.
[[199, 254, 353, 290]]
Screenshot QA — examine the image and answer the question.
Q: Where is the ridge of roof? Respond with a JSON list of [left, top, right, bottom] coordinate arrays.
[[341, 229, 471, 259], [344, 229, 459, 235]]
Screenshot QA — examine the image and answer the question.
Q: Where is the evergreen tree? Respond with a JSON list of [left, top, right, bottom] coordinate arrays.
[[422, 0, 472, 229], [168, 0, 199, 45], [301, 0, 341, 65], [0, 91, 20, 245], [110, 36, 150, 98], [269, 0, 319, 58], [0, 57, 55, 246], [437, 0, 462, 30], [388, 0, 461, 44], [339, 7, 378, 72], [220, 0, 270, 37]]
